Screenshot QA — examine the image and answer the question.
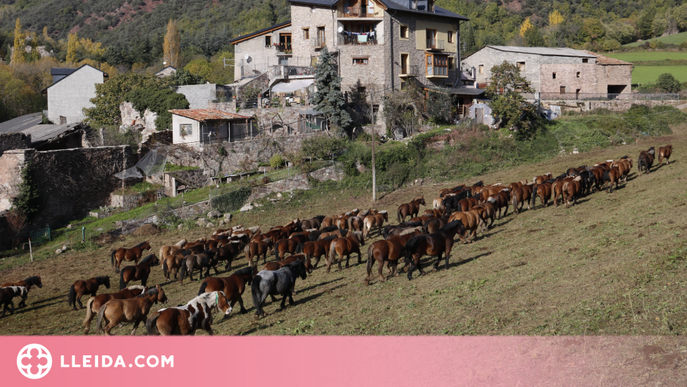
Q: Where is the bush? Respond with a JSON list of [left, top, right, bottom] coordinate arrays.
[[301, 136, 348, 160], [210, 187, 252, 213], [656, 73, 682, 93], [269, 154, 285, 169]]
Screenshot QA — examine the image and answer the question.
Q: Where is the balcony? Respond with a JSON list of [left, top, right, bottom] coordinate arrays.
[[337, 6, 381, 18], [337, 31, 378, 45], [400, 65, 419, 77], [425, 39, 445, 51], [275, 43, 292, 55]]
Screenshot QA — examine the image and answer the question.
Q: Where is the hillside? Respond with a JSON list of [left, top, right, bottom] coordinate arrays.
[[0, 121, 684, 338]]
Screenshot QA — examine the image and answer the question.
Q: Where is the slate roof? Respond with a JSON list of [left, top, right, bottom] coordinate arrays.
[[229, 21, 292, 44], [42, 64, 107, 93], [486, 46, 597, 58], [582, 50, 633, 65], [288, 0, 467, 20], [169, 109, 252, 122], [0, 113, 42, 134]]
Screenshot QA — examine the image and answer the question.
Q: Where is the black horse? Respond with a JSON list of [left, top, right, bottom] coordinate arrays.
[[251, 260, 308, 318], [441, 189, 471, 215]]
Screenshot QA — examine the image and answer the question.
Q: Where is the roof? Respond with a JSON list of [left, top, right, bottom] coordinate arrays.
[[288, 0, 467, 21], [485, 46, 597, 58], [0, 113, 43, 134], [582, 50, 633, 65], [448, 87, 486, 96], [42, 64, 108, 94], [229, 21, 292, 45], [21, 122, 82, 144], [50, 68, 77, 76], [169, 109, 252, 122], [155, 66, 177, 74]]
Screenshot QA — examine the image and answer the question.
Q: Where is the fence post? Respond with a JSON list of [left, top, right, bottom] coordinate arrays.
[[29, 238, 33, 263], [82, 227, 85, 243]]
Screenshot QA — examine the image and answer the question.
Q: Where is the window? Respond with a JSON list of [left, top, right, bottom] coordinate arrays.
[[426, 54, 448, 76], [180, 124, 192, 138], [426, 29, 437, 48], [448, 31, 454, 43], [317, 26, 325, 47], [516, 62, 525, 72], [353, 57, 369, 65], [265, 36, 272, 47], [552, 72, 556, 79], [560, 86, 566, 94], [400, 25, 409, 39], [448, 57, 455, 70], [401, 53, 409, 74], [478, 64, 484, 74], [576, 71, 581, 78], [582, 58, 588, 63], [303, 28, 310, 40]]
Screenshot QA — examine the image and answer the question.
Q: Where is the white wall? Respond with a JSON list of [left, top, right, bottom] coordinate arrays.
[[47, 65, 104, 124], [172, 115, 201, 145]]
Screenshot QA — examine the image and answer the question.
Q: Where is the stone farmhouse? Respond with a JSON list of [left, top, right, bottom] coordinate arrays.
[[230, 0, 483, 114], [462, 46, 632, 99], [41, 64, 107, 125]]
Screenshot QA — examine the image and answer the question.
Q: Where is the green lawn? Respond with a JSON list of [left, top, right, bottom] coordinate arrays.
[[631, 65, 687, 84], [623, 31, 687, 47], [605, 51, 687, 62]]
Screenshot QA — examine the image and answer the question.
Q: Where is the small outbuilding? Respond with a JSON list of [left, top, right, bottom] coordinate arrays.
[[169, 109, 255, 146]]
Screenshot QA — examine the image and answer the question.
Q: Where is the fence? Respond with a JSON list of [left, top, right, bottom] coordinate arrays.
[[533, 92, 681, 101]]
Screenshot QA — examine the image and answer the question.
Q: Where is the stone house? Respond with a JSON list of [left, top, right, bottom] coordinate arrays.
[[42, 64, 107, 125], [170, 109, 255, 146], [462, 46, 632, 98]]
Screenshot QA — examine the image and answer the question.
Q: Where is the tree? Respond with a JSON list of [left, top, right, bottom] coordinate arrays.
[[673, 5, 687, 31], [549, 10, 564, 26], [520, 18, 534, 37], [638, 8, 656, 40], [84, 72, 162, 126], [163, 20, 181, 69], [311, 47, 352, 134], [656, 73, 681, 93], [486, 61, 540, 139], [66, 33, 78, 63], [524, 25, 546, 47], [11, 18, 25, 65]]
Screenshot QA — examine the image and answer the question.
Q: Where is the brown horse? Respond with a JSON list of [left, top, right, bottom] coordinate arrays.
[[326, 232, 365, 273], [1, 275, 42, 307], [638, 147, 655, 175], [397, 197, 426, 223], [179, 251, 219, 284], [245, 241, 271, 267], [448, 210, 484, 243], [562, 177, 582, 206], [530, 182, 552, 209], [602, 166, 621, 193], [364, 229, 422, 285], [532, 173, 552, 185], [82, 285, 146, 334], [510, 185, 533, 214], [403, 220, 466, 280], [68, 276, 111, 310], [295, 236, 338, 268], [362, 211, 388, 239], [197, 266, 257, 315], [111, 241, 151, 273], [96, 285, 167, 335], [274, 236, 306, 260], [145, 291, 231, 336], [262, 254, 313, 273], [213, 241, 245, 271], [472, 202, 496, 231], [162, 250, 190, 281], [119, 254, 160, 289], [613, 158, 632, 184], [658, 145, 672, 166]]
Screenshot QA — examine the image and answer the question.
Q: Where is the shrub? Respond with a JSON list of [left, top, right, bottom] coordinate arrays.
[[269, 154, 285, 169], [301, 136, 348, 160], [210, 187, 252, 213], [656, 73, 681, 93]]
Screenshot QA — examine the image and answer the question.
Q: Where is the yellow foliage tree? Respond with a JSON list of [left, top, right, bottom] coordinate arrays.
[[549, 10, 564, 26], [66, 33, 78, 64], [163, 20, 181, 69], [520, 18, 534, 37], [11, 18, 25, 65]]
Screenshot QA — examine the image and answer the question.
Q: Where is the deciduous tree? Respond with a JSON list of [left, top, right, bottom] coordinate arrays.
[[486, 61, 541, 139], [163, 20, 181, 69], [11, 18, 25, 65]]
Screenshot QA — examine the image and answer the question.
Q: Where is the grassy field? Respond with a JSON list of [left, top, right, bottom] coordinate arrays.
[[630, 65, 687, 84], [0, 123, 685, 339], [623, 31, 687, 47], [606, 51, 687, 62]]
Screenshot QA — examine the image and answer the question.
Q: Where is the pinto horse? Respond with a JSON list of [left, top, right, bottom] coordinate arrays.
[[179, 251, 219, 284], [397, 197, 426, 223], [364, 229, 422, 285], [119, 254, 160, 289], [658, 145, 672, 166], [146, 291, 231, 336], [1, 275, 42, 307], [111, 241, 152, 273], [68, 276, 111, 310], [96, 285, 167, 335], [326, 231, 365, 273], [82, 285, 146, 334], [403, 220, 466, 280], [0, 286, 27, 317], [197, 266, 257, 315], [252, 260, 308, 319]]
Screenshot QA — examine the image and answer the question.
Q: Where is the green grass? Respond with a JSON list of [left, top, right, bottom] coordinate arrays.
[[164, 163, 200, 172], [631, 66, 687, 84], [606, 51, 687, 62], [622, 31, 687, 47]]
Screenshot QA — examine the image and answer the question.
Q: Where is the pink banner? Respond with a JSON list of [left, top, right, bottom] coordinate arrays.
[[1, 336, 685, 385]]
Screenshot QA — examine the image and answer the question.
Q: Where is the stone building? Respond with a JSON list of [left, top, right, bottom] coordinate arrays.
[[170, 109, 255, 146], [462, 46, 632, 98], [42, 64, 107, 125]]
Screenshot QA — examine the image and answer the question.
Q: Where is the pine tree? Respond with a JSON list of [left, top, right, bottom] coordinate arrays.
[[11, 18, 25, 65], [163, 20, 181, 69], [311, 47, 352, 133], [66, 33, 78, 63]]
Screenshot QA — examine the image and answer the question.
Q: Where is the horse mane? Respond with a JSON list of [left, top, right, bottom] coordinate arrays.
[[138, 287, 159, 297], [96, 276, 109, 282], [23, 275, 39, 283], [140, 254, 156, 264], [134, 240, 149, 248]]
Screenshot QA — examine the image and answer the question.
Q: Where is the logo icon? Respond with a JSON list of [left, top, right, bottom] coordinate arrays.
[[17, 343, 52, 379]]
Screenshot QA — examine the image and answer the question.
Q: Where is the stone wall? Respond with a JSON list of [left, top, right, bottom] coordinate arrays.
[[0, 149, 31, 212], [541, 99, 682, 113], [0, 132, 31, 157], [120, 101, 158, 134], [247, 164, 344, 201]]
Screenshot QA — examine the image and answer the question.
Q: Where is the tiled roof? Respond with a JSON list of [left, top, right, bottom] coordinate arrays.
[[582, 50, 633, 65], [229, 21, 292, 44], [168, 109, 251, 121]]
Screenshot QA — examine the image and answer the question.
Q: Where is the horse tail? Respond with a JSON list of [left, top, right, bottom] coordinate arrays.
[[511, 193, 518, 214], [67, 284, 76, 307], [179, 259, 187, 283], [328, 241, 337, 265], [366, 246, 374, 273], [82, 297, 95, 329], [198, 281, 208, 296], [295, 243, 304, 254], [274, 241, 280, 261], [145, 311, 161, 336], [110, 250, 116, 268], [119, 269, 126, 290], [531, 185, 538, 208], [397, 208, 402, 223], [162, 259, 168, 279], [96, 304, 107, 334], [251, 276, 263, 310]]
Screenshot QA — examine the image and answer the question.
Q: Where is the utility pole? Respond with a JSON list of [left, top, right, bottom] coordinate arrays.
[[369, 85, 377, 202]]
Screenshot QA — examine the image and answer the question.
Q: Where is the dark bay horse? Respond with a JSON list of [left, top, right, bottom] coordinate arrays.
[[403, 219, 465, 280], [146, 291, 231, 336], [197, 266, 257, 315], [365, 229, 422, 285], [119, 254, 160, 289], [0, 286, 27, 316], [296, 235, 337, 268], [96, 285, 167, 335], [245, 241, 271, 267], [1, 275, 42, 307], [263, 254, 313, 274], [111, 241, 151, 273], [82, 285, 146, 334], [252, 261, 308, 319], [68, 276, 111, 310], [214, 242, 244, 271], [179, 251, 219, 284], [658, 145, 672, 166], [397, 197, 426, 222]]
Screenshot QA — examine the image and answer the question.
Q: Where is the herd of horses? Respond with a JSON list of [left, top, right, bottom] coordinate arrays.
[[0, 143, 673, 335]]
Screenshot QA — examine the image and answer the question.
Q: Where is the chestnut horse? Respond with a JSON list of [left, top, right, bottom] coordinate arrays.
[[658, 145, 672, 166], [197, 266, 257, 315], [179, 251, 219, 284], [295, 235, 338, 268], [263, 254, 313, 273], [510, 185, 533, 214], [397, 197, 426, 223], [162, 249, 190, 281], [111, 241, 151, 273], [448, 210, 484, 243], [68, 276, 111, 310], [145, 291, 231, 336], [326, 232, 365, 273], [1, 275, 42, 307], [82, 285, 146, 334], [96, 285, 167, 335], [530, 182, 552, 209], [362, 211, 389, 239], [364, 229, 422, 285], [245, 241, 271, 267], [403, 219, 466, 280], [119, 254, 160, 289]]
